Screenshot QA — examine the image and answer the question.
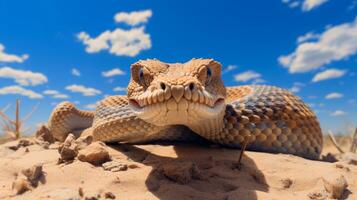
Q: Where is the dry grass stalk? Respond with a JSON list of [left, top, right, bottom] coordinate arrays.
[[0, 99, 38, 139], [328, 128, 357, 154]]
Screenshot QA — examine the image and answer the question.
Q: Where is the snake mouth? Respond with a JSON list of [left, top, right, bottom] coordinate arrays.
[[128, 95, 225, 110], [128, 89, 226, 126]]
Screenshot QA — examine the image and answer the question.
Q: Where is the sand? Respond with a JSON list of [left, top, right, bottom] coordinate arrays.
[[0, 136, 356, 200]]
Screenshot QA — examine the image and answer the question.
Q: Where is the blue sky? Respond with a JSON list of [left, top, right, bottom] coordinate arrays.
[[0, 0, 356, 134]]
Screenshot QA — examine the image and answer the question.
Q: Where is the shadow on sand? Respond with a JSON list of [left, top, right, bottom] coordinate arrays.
[[109, 141, 269, 200]]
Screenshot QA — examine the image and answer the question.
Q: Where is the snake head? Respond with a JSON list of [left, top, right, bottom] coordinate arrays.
[[127, 58, 227, 130]]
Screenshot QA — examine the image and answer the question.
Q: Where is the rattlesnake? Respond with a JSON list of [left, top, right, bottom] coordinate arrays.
[[49, 59, 322, 159]]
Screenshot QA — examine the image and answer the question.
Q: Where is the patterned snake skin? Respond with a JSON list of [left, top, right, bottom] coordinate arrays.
[[49, 59, 322, 159]]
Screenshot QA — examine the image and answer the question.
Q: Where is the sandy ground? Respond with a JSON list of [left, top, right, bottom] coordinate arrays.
[[0, 135, 356, 200]]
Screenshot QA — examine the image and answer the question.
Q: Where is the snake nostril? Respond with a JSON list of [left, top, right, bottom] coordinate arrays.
[[189, 83, 195, 91], [160, 82, 166, 90]]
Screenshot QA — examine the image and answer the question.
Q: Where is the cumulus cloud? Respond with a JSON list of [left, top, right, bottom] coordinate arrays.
[[282, 0, 329, 11], [65, 84, 101, 96], [297, 32, 320, 43], [0, 67, 48, 86], [113, 87, 127, 92], [43, 90, 69, 99], [330, 110, 346, 116], [302, 0, 329, 11], [312, 68, 347, 82], [71, 68, 81, 76], [0, 85, 43, 99], [222, 65, 237, 74], [78, 10, 152, 57], [234, 71, 262, 82], [0, 43, 29, 63], [278, 18, 357, 73], [102, 68, 125, 77], [325, 92, 343, 99], [289, 82, 305, 93], [114, 10, 152, 26], [77, 27, 151, 57], [84, 103, 97, 110]]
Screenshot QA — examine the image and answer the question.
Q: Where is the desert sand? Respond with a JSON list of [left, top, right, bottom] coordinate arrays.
[[0, 131, 356, 200]]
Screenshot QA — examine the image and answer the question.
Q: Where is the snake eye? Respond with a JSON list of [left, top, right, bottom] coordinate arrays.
[[206, 67, 213, 83], [138, 67, 144, 84]]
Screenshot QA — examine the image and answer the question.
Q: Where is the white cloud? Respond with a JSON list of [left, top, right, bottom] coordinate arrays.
[[43, 90, 69, 99], [114, 10, 152, 26], [43, 90, 58, 95], [234, 71, 262, 82], [312, 68, 347, 82], [0, 85, 43, 99], [71, 68, 81, 76], [113, 87, 127, 92], [289, 82, 305, 93], [0, 67, 48, 86], [302, 0, 329, 11], [102, 68, 125, 77], [222, 65, 237, 74], [297, 32, 320, 43], [84, 103, 97, 110], [330, 110, 346, 116], [53, 94, 69, 99], [0, 43, 29, 63], [65, 84, 101, 96], [325, 92, 343, 99], [282, 0, 329, 11], [290, 86, 300, 93], [278, 18, 357, 73], [78, 27, 151, 57]]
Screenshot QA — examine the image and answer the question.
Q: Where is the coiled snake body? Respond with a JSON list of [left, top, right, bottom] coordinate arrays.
[[49, 59, 322, 159]]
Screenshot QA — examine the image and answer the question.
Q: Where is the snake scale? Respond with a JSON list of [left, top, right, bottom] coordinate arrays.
[[49, 59, 322, 159]]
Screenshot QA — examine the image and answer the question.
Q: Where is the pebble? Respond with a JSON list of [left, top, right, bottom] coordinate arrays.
[[12, 176, 31, 195], [21, 164, 43, 186], [103, 161, 128, 172], [78, 142, 110, 165]]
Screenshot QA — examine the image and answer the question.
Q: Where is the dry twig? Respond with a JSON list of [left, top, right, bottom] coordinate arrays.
[[0, 99, 38, 139], [328, 130, 345, 154]]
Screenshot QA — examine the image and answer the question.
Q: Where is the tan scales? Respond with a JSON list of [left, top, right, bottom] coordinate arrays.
[[49, 59, 322, 159]]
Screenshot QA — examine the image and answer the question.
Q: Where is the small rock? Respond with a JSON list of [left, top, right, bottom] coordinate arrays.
[[128, 164, 139, 169], [335, 163, 350, 172], [12, 176, 31, 195], [78, 142, 110, 165], [341, 152, 357, 165], [21, 164, 43, 186], [18, 139, 34, 147], [58, 134, 78, 161], [308, 190, 327, 200], [104, 192, 116, 199], [35, 125, 55, 143], [85, 192, 100, 200], [323, 174, 348, 199], [321, 153, 338, 163], [78, 187, 84, 197], [103, 161, 128, 172], [8, 139, 34, 151], [161, 161, 201, 184], [280, 178, 293, 189]]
